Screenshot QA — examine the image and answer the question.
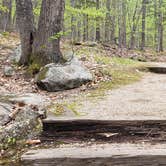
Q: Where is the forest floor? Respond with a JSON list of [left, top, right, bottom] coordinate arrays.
[[0, 33, 145, 101], [1, 33, 166, 165], [0, 33, 160, 98]]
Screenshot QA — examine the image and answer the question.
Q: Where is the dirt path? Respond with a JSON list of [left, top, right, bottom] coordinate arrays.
[[47, 71, 166, 121]]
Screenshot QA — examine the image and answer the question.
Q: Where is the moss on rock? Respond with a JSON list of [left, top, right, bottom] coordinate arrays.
[[37, 67, 48, 81]]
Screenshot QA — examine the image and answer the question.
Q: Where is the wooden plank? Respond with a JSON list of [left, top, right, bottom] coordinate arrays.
[[42, 120, 166, 134], [42, 120, 166, 142], [21, 143, 166, 166], [148, 66, 166, 74]]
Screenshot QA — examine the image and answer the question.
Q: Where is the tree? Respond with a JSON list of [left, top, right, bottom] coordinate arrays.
[[141, 0, 147, 50], [105, 0, 111, 42], [118, 0, 127, 48], [83, 0, 89, 41], [157, 0, 164, 52], [10, 0, 166, 54], [15, 0, 34, 65], [96, 0, 100, 42], [15, 0, 65, 66], [110, 0, 116, 44], [32, 0, 65, 64], [0, 0, 12, 32], [70, 0, 77, 42], [129, 0, 142, 49]]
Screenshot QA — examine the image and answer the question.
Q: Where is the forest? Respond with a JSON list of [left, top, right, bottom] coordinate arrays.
[[0, 0, 166, 52]]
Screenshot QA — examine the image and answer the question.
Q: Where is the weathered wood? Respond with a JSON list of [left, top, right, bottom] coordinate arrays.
[[21, 143, 166, 166], [148, 67, 166, 74], [42, 120, 166, 142]]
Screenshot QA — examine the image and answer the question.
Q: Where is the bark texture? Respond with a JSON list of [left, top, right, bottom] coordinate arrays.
[[141, 0, 147, 50], [96, 0, 100, 42], [32, 0, 65, 65], [15, 0, 34, 65], [105, 0, 111, 42], [0, 0, 12, 32], [157, 0, 163, 52]]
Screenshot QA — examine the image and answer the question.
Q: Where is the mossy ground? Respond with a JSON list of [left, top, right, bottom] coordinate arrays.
[[48, 102, 83, 116]]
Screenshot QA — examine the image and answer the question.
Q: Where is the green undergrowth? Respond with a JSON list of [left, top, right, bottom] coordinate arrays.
[[27, 54, 44, 75], [48, 102, 83, 116], [87, 65, 143, 99]]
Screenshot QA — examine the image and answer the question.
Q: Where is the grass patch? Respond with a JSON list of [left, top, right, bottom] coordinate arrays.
[[48, 102, 82, 116], [111, 57, 140, 66], [87, 66, 142, 99], [94, 55, 112, 65]]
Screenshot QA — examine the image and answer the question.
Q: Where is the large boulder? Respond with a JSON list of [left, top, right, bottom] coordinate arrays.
[[0, 93, 48, 127], [0, 93, 47, 152], [0, 105, 43, 149], [36, 57, 93, 92]]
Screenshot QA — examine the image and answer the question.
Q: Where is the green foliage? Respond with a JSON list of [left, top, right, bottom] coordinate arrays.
[[4, 0, 166, 52], [66, 5, 106, 18], [33, 7, 40, 16], [1, 31, 10, 36], [49, 31, 69, 41], [7, 137, 16, 145], [28, 63, 41, 75], [0, 5, 9, 13]]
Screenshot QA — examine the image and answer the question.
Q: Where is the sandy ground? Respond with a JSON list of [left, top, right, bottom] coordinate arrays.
[[47, 72, 166, 121]]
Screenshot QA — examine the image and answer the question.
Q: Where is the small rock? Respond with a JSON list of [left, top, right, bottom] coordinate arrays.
[[3, 66, 15, 77], [11, 44, 21, 63], [80, 56, 87, 61]]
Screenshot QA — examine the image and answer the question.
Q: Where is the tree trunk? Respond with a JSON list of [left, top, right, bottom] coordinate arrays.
[[0, 0, 12, 32], [141, 0, 147, 51], [71, 0, 77, 43], [76, 0, 82, 42], [32, 0, 65, 65], [154, 0, 158, 51], [110, 0, 116, 44], [105, 0, 111, 42], [15, 0, 34, 65], [83, 14, 88, 41], [118, 0, 126, 48], [129, 1, 141, 50], [83, 0, 88, 42], [157, 0, 163, 52], [96, 0, 100, 42]]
